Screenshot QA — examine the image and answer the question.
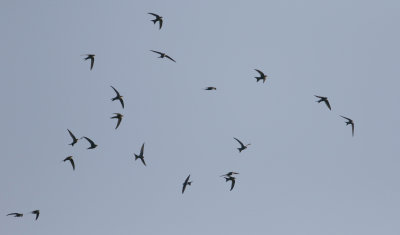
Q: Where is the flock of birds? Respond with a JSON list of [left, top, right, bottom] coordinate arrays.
[[6, 12, 355, 221]]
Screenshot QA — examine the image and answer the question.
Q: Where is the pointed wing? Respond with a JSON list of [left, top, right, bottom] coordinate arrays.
[[340, 115, 352, 122], [35, 212, 39, 220], [67, 129, 77, 144], [159, 18, 163, 29], [90, 57, 94, 70], [115, 116, 122, 129], [140, 157, 146, 166], [83, 137, 96, 147], [230, 178, 236, 191], [182, 175, 190, 194], [324, 99, 331, 110], [255, 69, 264, 77], [7, 213, 17, 216], [150, 50, 163, 56], [119, 98, 124, 108], [110, 86, 121, 97], [148, 12, 159, 17], [351, 123, 354, 136], [182, 183, 187, 194], [314, 95, 324, 99], [69, 158, 75, 170], [233, 137, 245, 148], [140, 143, 145, 156], [165, 54, 176, 62]]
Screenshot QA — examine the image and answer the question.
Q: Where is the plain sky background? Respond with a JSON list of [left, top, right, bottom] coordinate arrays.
[[1, 0, 400, 234]]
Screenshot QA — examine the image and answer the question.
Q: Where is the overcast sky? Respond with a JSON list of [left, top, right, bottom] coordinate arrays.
[[1, 0, 400, 234]]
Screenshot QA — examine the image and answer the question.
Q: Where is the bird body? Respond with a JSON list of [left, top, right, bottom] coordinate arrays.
[[254, 69, 267, 83], [233, 137, 250, 152], [315, 95, 331, 110], [111, 113, 123, 129], [221, 172, 239, 177], [7, 213, 23, 217], [67, 129, 78, 146], [110, 86, 124, 108], [182, 174, 192, 194], [83, 54, 95, 70], [81, 136, 97, 149], [31, 210, 40, 220], [340, 115, 354, 136], [63, 156, 75, 171], [134, 143, 146, 166], [204, 87, 217, 90], [150, 50, 176, 62], [148, 13, 163, 29]]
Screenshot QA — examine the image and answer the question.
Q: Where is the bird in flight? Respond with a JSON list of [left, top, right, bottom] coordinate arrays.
[[224, 176, 236, 191], [314, 95, 331, 110], [204, 87, 217, 90], [220, 172, 239, 177], [111, 113, 123, 129], [31, 210, 40, 220], [134, 143, 146, 166], [150, 50, 176, 62], [254, 69, 268, 83], [182, 174, 192, 194], [7, 213, 23, 217], [340, 115, 354, 137], [80, 136, 98, 149], [233, 137, 250, 152], [110, 86, 124, 109], [83, 54, 95, 70], [67, 129, 79, 146], [63, 156, 75, 171], [148, 13, 163, 29]]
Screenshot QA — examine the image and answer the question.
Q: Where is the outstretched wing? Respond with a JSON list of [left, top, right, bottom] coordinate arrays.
[[182, 175, 190, 194], [159, 18, 163, 29], [340, 115, 352, 122], [165, 55, 176, 62], [324, 99, 331, 110], [82, 137, 96, 148], [351, 123, 354, 137], [90, 57, 94, 70], [67, 129, 77, 145], [140, 157, 146, 166], [110, 86, 121, 97], [255, 69, 264, 77], [140, 143, 145, 156], [150, 50, 163, 56], [233, 137, 245, 148], [119, 98, 124, 109], [148, 12, 159, 18], [230, 178, 236, 191]]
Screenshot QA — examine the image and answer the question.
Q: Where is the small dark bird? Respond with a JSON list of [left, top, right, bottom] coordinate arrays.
[[150, 50, 176, 62], [204, 87, 217, 90], [254, 69, 267, 83], [83, 54, 95, 70], [110, 86, 124, 109], [80, 136, 97, 149], [340, 115, 354, 137], [63, 156, 75, 171], [111, 113, 123, 129], [224, 176, 236, 191], [148, 13, 163, 29], [31, 210, 40, 220], [182, 174, 192, 194], [233, 137, 250, 152], [7, 213, 23, 217], [220, 172, 239, 177], [67, 129, 79, 146], [314, 95, 331, 110], [134, 143, 146, 166]]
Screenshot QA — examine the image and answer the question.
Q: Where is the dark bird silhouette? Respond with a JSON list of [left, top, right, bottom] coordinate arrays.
[[110, 86, 124, 109], [63, 156, 75, 171], [220, 172, 239, 177], [80, 136, 97, 149], [340, 115, 354, 136], [204, 87, 217, 90], [182, 174, 192, 194], [134, 143, 146, 166], [31, 210, 40, 220], [254, 69, 267, 83], [7, 213, 23, 217], [67, 129, 79, 146], [111, 113, 123, 129], [148, 13, 163, 29], [83, 54, 95, 70], [314, 95, 331, 110], [233, 137, 250, 152], [224, 176, 236, 191], [150, 50, 176, 62]]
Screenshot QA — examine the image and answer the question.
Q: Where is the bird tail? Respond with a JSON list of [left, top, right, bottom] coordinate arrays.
[[238, 148, 242, 152], [255, 77, 261, 82], [151, 19, 157, 24], [134, 154, 139, 160], [187, 182, 192, 186]]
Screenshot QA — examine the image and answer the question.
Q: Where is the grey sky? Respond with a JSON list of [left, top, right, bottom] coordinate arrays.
[[1, 0, 400, 234]]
